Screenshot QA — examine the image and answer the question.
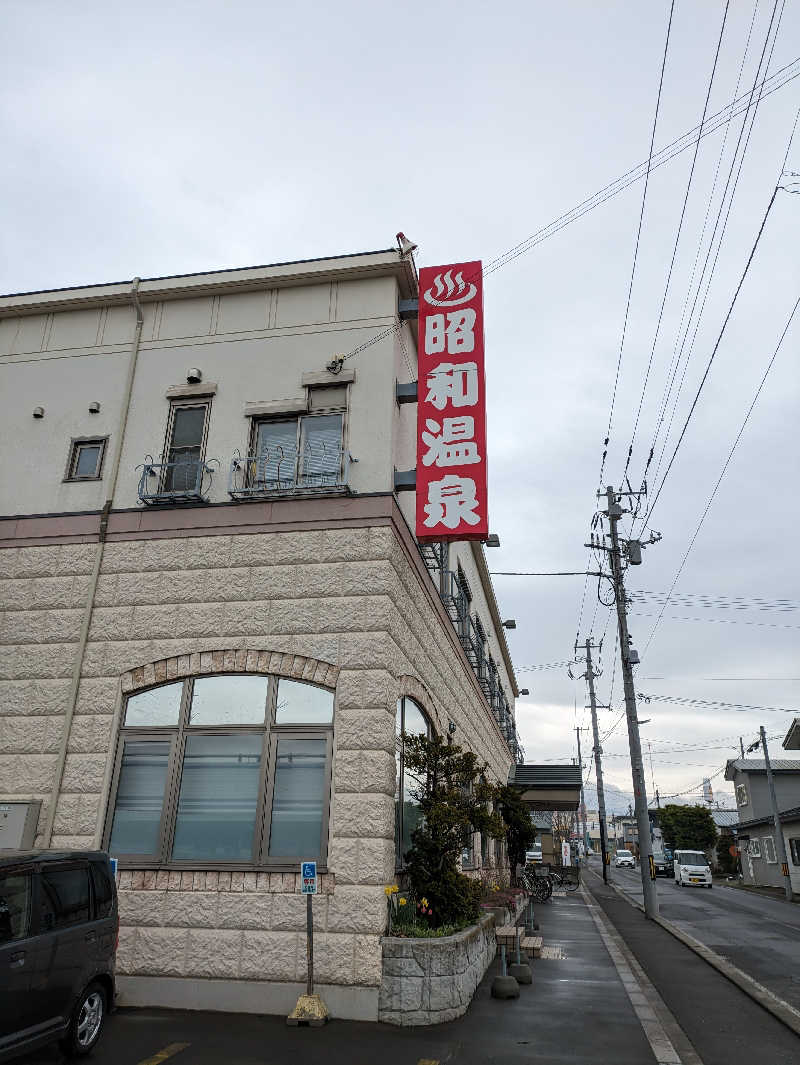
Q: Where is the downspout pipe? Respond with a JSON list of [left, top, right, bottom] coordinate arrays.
[[42, 279, 144, 846]]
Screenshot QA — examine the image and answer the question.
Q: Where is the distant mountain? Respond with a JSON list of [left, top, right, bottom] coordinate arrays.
[[581, 781, 734, 815]]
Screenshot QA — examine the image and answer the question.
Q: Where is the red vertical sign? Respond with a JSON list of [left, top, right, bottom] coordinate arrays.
[[416, 261, 488, 542]]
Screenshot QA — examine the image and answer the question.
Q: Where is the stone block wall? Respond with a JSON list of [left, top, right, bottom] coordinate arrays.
[[379, 915, 497, 1025], [0, 514, 512, 1014]]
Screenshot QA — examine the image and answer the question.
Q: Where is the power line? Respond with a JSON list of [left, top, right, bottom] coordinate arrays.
[[655, 765, 727, 801], [491, 570, 602, 577], [622, 0, 732, 480], [515, 660, 574, 673], [630, 590, 800, 612], [481, 58, 799, 279], [631, 611, 800, 631], [638, 693, 799, 714], [643, 181, 784, 529], [597, 0, 676, 492], [640, 1, 788, 516], [641, 293, 799, 657], [337, 56, 800, 368], [636, 0, 765, 492]]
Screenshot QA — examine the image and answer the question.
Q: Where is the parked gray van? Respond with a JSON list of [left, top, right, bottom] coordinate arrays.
[[0, 850, 117, 1061]]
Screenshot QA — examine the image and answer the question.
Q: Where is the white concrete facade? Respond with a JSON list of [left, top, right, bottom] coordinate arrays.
[[0, 250, 519, 1018]]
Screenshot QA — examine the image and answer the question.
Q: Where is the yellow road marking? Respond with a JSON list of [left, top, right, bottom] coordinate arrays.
[[136, 1043, 191, 1065]]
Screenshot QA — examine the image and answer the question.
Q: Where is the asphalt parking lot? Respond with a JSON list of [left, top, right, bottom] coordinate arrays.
[[13, 890, 658, 1065]]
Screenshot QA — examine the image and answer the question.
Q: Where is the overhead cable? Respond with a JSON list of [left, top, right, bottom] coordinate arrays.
[[636, 0, 766, 494], [640, 1, 788, 518], [596, 0, 676, 492], [641, 294, 799, 658], [622, 0, 732, 480]]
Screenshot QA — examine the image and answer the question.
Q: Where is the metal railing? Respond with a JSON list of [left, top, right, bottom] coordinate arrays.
[[228, 444, 351, 499], [439, 570, 469, 626], [137, 455, 218, 505]]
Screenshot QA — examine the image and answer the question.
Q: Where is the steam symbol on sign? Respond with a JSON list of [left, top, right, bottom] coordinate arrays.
[[423, 270, 478, 307]]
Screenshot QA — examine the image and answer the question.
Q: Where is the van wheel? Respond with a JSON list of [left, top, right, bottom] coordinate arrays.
[[60, 981, 106, 1057]]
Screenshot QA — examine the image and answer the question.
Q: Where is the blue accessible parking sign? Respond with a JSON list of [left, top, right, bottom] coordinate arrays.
[[301, 861, 317, 894]]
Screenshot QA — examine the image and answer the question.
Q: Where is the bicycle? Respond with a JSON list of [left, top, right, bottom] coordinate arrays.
[[520, 865, 553, 902], [551, 862, 581, 892]]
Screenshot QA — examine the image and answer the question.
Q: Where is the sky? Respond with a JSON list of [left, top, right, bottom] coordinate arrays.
[[2, 1, 799, 805]]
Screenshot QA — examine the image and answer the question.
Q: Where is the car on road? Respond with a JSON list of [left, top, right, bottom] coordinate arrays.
[[614, 848, 635, 868], [652, 851, 670, 877], [673, 849, 712, 888], [525, 846, 543, 863], [0, 850, 117, 1062]]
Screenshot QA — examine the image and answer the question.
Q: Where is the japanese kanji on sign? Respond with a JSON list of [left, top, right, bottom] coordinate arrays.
[[416, 261, 488, 542]]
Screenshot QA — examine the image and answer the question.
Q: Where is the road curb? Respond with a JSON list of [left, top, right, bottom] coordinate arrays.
[[585, 867, 800, 1039]]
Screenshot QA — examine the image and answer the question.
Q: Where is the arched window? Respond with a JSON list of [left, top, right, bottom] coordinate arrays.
[[104, 674, 334, 868], [395, 696, 432, 869]]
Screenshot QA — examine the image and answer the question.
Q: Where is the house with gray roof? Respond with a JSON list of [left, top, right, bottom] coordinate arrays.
[[724, 758, 800, 896]]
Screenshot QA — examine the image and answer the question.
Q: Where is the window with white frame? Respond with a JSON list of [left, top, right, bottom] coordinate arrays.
[[249, 387, 347, 492], [762, 836, 777, 863], [104, 674, 333, 867], [790, 838, 800, 866], [736, 784, 748, 806], [395, 696, 432, 869], [747, 838, 761, 858]]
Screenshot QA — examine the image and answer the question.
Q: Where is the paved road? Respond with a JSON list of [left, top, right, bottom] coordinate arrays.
[[604, 860, 800, 1010], [585, 870, 800, 1065]]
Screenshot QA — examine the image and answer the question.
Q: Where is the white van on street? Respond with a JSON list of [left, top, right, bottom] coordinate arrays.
[[673, 850, 712, 888]]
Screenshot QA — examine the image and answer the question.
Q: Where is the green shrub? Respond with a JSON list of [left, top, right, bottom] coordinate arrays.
[[401, 733, 505, 928]]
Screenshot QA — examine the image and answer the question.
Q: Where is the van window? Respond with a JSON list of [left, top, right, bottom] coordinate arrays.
[[676, 851, 707, 867], [90, 862, 114, 919], [0, 873, 32, 943], [39, 867, 90, 931]]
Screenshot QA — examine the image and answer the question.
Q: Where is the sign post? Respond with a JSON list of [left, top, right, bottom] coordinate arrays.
[[287, 861, 328, 1027], [301, 861, 317, 996]]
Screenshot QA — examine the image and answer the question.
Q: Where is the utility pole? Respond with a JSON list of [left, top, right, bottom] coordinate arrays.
[[575, 727, 590, 857], [760, 726, 793, 902], [655, 788, 661, 809], [601, 485, 659, 919], [583, 639, 610, 882], [739, 737, 745, 759]]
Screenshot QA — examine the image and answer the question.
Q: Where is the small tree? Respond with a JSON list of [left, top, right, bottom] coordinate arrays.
[[551, 810, 575, 863], [495, 785, 537, 874], [402, 733, 505, 926], [659, 804, 717, 852], [715, 833, 736, 875]]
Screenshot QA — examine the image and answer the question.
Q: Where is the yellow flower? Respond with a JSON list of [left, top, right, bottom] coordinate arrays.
[[391, 884, 399, 894], [421, 896, 429, 908], [492, 885, 500, 892], [399, 898, 407, 906], [384, 885, 393, 896]]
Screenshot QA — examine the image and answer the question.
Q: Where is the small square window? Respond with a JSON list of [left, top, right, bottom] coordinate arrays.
[[65, 438, 106, 481], [790, 838, 800, 866]]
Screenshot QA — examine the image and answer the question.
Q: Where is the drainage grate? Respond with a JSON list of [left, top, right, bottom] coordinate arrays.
[[539, 944, 566, 960]]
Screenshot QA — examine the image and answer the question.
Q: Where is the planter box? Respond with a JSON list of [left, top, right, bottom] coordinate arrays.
[[379, 913, 497, 1026]]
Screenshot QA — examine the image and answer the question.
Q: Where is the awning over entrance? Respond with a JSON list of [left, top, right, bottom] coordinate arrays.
[[508, 764, 582, 811]]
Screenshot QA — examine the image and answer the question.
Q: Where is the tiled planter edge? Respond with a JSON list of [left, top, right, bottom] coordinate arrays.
[[378, 913, 497, 1026]]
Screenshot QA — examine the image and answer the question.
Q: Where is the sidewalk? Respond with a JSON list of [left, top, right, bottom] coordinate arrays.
[[584, 870, 800, 1065], [451, 887, 670, 1064], [19, 888, 677, 1065]]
